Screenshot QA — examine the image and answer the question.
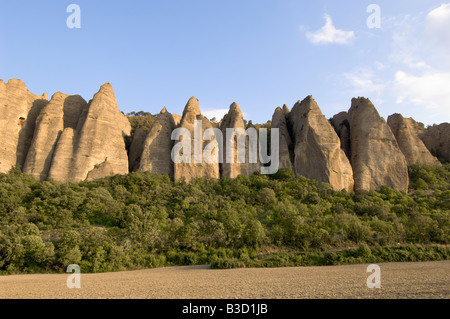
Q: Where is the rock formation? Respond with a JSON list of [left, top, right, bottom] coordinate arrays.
[[348, 98, 409, 192], [139, 107, 177, 179], [173, 97, 220, 182], [387, 114, 441, 166], [271, 106, 294, 172], [420, 123, 450, 163], [128, 127, 147, 172], [86, 158, 114, 181], [244, 121, 262, 177], [2, 78, 448, 190], [0, 79, 48, 173], [330, 112, 351, 159], [23, 93, 87, 181], [172, 114, 182, 127], [220, 102, 260, 178], [48, 83, 130, 182], [288, 96, 354, 192]]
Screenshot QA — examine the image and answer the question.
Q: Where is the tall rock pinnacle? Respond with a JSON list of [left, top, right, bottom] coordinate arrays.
[[289, 96, 354, 192], [348, 97, 409, 192], [173, 97, 220, 182]]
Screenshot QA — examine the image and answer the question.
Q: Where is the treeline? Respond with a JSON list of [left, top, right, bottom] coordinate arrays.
[[0, 164, 449, 274]]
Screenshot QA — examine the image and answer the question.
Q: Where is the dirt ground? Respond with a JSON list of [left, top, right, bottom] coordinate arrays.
[[0, 261, 448, 299]]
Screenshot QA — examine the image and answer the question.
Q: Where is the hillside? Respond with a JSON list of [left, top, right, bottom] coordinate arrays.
[[0, 164, 448, 274]]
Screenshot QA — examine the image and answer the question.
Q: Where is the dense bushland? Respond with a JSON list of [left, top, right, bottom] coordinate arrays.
[[0, 164, 449, 274]]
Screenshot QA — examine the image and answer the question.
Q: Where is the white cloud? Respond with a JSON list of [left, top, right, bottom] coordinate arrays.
[[202, 109, 229, 122], [426, 3, 450, 28], [388, 3, 450, 121], [424, 3, 450, 66], [306, 14, 355, 45], [338, 4, 450, 123], [343, 70, 385, 95], [394, 70, 450, 117]]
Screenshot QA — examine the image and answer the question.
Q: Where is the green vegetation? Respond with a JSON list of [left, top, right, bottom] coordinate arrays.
[[0, 164, 449, 274], [126, 111, 157, 135]]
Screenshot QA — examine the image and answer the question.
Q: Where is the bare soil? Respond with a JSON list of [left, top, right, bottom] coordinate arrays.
[[1, 261, 448, 299]]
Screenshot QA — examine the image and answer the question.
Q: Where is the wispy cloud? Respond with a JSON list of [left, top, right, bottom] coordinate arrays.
[[343, 68, 386, 95], [394, 70, 450, 117], [306, 14, 355, 45], [338, 3, 450, 123], [202, 109, 229, 122], [391, 3, 450, 119]]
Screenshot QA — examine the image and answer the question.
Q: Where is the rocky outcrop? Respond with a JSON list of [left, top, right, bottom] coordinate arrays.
[[348, 98, 409, 192], [219, 102, 250, 178], [420, 123, 450, 163], [0, 79, 48, 173], [330, 112, 351, 159], [86, 159, 114, 181], [23, 93, 87, 181], [47, 83, 130, 182], [289, 96, 354, 192], [387, 114, 440, 166], [173, 97, 220, 182], [128, 127, 147, 172], [139, 107, 177, 179], [244, 121, 262, 177], [47, 128, 77, 181], [3, 78, 447, 189], [271, 106, 294, 171], [172, 114, 182, 127]]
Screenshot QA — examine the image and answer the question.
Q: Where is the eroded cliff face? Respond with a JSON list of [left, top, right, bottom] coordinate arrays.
[[348, 98, 409, 192], [23, 93, 87, 181], [387, 113, 441, 166], [128, 127, 147, 172], [288, 96, 354, 192], [2, 78, 447, 190], [0, 79, 48, 173], [420, 123, 450, 163], [44, 83, 130, 182]]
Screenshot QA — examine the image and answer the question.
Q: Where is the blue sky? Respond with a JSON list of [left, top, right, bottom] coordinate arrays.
[[1, 0, 449, 125]]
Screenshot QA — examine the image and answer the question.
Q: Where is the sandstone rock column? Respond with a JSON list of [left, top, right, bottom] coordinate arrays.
[[220, 102, 249, 178], [348, 97, 409, 192], [128, 127, 147, 172], [420, 123, 450, 163], [48, 83, 131, 182], [330, 111, 351, 159], [271, 106, 294, 172], [173, 97, 220, 182], [288, 96, 354, 192], [139, 107, 177, 179], [0, 79, 48, 173], [23, 93, 87, 181], [244, 120, 262, 177], [387, 113, 441, 166]]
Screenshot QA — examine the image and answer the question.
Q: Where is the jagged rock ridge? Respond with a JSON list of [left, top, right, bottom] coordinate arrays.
[[1, 78, 448, 192]]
